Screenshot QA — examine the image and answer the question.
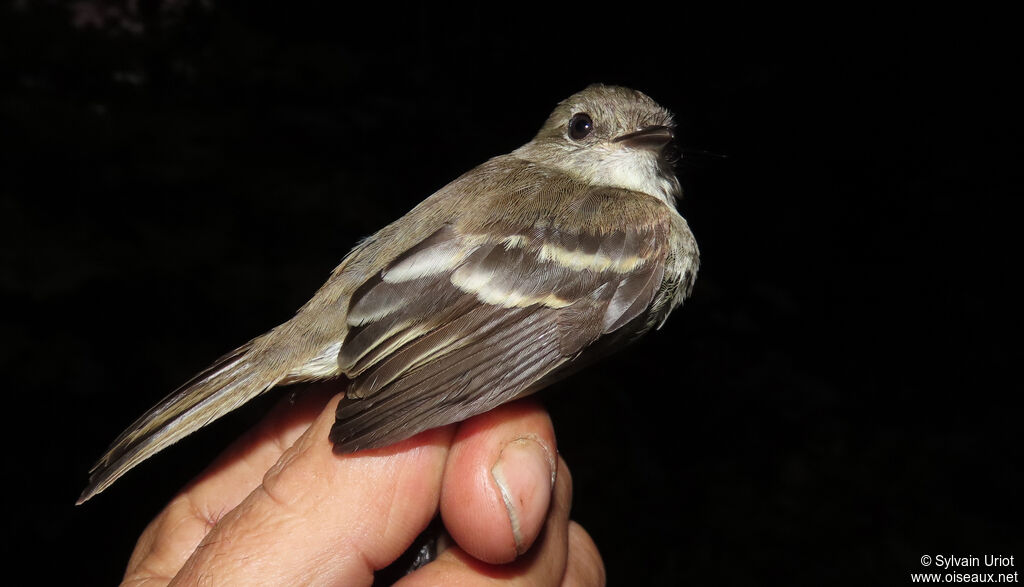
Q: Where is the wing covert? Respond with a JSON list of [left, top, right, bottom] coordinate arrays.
[[331, 187, 673, 451]]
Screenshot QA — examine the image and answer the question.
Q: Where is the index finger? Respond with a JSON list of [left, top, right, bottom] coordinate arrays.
[[168, 392, 454, 585], [123, 383, 339, 584]]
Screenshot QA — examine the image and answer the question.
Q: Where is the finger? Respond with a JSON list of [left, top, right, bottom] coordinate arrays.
[[439, 399, 557, 564], [169, 392, 455, 586], [124, 384, 338, 586], [399, 456, 573, 586], [561, 522, 605, 587], [182, 384, 340, 514]]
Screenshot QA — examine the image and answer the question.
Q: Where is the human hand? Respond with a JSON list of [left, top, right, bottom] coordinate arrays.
[[120, 384, 605, 585]]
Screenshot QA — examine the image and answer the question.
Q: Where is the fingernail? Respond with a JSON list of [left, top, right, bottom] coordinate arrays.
[[490, 437, 556, 555]]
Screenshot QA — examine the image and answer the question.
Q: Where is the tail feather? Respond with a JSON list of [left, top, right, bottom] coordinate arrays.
[[77, 341, 287, 504]]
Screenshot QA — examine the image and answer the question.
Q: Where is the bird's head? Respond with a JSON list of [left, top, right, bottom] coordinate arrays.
[[515, 84, 681, 204]]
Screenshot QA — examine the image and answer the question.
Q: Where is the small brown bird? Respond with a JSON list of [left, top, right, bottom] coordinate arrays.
[[79, 84, 699, 503]]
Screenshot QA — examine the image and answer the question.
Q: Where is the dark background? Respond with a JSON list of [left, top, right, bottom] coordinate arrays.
[[2, 2, 1019, 585]]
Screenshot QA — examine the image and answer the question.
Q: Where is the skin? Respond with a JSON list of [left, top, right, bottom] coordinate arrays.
[[121, 383, 605, 586]]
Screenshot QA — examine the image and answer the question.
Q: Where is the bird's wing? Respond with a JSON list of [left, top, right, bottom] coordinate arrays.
[[330, 185, 672, 451]]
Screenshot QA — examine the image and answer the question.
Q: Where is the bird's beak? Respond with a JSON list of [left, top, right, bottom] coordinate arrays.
[[613, 125, 674, 151]]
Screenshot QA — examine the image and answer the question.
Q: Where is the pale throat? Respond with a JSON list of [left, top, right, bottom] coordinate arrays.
[[582, 148, 679, 205], [516, 142, 680, 205]]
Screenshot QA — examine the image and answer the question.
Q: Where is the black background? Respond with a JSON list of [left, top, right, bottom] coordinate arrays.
[[2, 2, 1020, 585]]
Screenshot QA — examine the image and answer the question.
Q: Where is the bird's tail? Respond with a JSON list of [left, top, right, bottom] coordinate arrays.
[[77, 338, 292, 504]]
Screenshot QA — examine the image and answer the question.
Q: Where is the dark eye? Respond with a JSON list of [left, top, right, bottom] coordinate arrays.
[[568, 113, 593, 140]]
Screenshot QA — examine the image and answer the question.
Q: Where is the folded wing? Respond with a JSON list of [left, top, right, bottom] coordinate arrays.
[[330, 189, 671, 451]]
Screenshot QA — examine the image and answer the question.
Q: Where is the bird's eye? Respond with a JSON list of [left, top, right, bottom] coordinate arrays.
[[568, 113, 593, 140]]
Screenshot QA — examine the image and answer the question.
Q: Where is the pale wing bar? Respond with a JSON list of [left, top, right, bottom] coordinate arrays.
[[330, 217, 669, 452]]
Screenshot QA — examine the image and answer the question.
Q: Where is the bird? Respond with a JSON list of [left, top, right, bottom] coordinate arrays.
[[78, 84, 700, 504]]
